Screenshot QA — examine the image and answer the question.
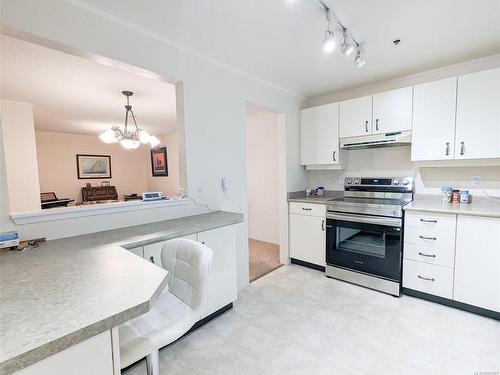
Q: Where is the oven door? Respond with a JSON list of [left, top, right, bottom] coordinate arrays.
[[326, 212, 402, 281]]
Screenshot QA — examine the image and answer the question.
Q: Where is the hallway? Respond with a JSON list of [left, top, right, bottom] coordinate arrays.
[[249, 239, 282, 282]]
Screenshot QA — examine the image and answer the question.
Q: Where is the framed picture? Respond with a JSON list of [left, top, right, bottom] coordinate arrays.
[[76, 154, 112, 179], [150, 147, 168, 177]]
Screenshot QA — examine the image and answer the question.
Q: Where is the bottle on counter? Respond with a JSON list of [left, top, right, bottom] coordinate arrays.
[[460, 190, 470, 204], [452, 189, 460, 204], [441, 187, 452, 203]]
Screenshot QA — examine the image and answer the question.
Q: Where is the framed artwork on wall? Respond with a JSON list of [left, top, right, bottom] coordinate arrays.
[[150, 147, 168, 177], [76, 154, 112, 179]]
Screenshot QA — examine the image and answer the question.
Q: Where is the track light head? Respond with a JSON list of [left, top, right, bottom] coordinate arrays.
[[323, 30, 336, 53], [340, 29, 355, 56], [354, 47, 366, 68]]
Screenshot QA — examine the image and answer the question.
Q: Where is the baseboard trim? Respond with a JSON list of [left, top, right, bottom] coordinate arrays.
[[290, 258, 325, 272], [121, 302, 233, 372], [188, 302, 233, 333], [402, 288, 499, 321]]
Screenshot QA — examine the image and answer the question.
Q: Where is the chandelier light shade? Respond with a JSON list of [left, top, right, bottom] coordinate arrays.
[[98, 91, 159, 150]]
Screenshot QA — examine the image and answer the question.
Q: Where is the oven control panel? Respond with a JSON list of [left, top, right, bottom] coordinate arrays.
[[344, 177, 413, 189]]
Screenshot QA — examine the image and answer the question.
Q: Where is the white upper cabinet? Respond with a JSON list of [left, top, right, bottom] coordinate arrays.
[[300, 102, 340, 166], [372, 87, 413, 134], [339, 95, 372, 138], [455, 67, 500, 159], [412, 77, 457, 161]]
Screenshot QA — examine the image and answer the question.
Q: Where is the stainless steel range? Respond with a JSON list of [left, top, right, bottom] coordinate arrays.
[[325, 177, 414, 296]]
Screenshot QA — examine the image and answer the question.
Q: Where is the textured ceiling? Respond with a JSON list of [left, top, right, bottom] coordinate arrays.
[[1, 35, 177, 136]]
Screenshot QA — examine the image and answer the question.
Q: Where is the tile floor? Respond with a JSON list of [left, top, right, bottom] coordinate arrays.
[[248, 239, 282, 282], [123, 264, 500, 375]]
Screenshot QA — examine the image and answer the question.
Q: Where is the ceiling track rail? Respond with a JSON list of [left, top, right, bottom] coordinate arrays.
[[316, 0, 361, 48]]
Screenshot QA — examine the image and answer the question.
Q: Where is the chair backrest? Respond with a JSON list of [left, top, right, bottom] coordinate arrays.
[[160, 238, 213, 316]]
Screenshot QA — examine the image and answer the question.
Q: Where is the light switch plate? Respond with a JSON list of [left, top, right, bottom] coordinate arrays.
[[472, 176, 481, 188]]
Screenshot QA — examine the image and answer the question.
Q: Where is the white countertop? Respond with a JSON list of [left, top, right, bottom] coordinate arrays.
[[404, 195, 500, 218]]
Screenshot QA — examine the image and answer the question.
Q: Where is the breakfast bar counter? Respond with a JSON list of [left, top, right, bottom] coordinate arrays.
[[0, 210, 243, 374]]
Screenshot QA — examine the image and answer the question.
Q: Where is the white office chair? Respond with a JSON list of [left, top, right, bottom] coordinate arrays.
[[119, 238, 213, 375]]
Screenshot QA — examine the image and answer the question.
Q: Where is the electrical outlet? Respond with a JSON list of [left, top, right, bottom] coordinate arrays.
[[196, 184, 204, 198], [221, 177, 229, 192], [472, 176, 481, 188]]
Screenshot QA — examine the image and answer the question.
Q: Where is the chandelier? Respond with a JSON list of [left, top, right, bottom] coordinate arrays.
[[99, 90, 160, 150]]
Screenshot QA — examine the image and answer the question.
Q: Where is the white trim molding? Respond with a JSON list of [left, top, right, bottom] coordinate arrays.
[[10, 198, 188, 225]]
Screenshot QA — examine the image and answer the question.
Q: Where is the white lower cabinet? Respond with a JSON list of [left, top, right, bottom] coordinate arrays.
[[14, 330, 117, 375], [289, 202, 326, 267], [453, 215, 500, 312], [197, 226, 237, 317], [404, 210, 500, 314], [403, 259, 454, 299]]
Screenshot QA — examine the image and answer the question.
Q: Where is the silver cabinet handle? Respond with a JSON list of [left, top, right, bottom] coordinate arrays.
[[460, 141, 465, 155], [418, 252, 436, 258], [420, 219, 437, 223], [365, 120, 369, 132], [375, 118, 379, 131], [149, 255, 155, 264], [418, 275, 435, 282], [321, 220, 325, 231], [445, 142, 450, 156], [332, 150, 337, 162], [419, 235, 437, 240], [302, 207, 312, 211]]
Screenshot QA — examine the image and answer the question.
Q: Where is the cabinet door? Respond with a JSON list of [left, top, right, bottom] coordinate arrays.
[[454, 215, 500, 312], [300, 103, 340, 165], [372, 86, 413, 134], [143, 241, 167, 268], [411, 78, 457, 161], [14, 330, 114, 375], [339, 95, 372, 138], [455, 67, 500, 159], [289, 214, 326, 266], [127, 247, 143, 258], [197, 227, 237, 317]]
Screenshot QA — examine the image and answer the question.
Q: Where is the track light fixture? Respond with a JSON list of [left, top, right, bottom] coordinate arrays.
[[340, 29, 355, 56], [323, 9, 336, 53], [316, 0, 365, 67], [354, 45, 366, 68]]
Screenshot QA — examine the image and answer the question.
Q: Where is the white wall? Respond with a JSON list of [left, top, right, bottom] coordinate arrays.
[[0, 100, 41, 212], [0, 0, 308, 290], [306, 55, 500, 198], [147, 132, 181, 196], [246, 111, 280, 245]]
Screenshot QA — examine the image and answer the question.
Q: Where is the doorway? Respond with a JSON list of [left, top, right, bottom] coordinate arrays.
[[246, 103, 285, 282]]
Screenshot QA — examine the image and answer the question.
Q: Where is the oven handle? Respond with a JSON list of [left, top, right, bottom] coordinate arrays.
[[326, 212, 402, 227]]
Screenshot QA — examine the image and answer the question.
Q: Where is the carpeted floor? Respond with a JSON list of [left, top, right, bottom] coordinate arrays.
[[248, 239, 282, 282]]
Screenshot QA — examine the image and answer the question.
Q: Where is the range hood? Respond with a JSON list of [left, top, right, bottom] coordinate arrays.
[[340, 131, 412, 150]]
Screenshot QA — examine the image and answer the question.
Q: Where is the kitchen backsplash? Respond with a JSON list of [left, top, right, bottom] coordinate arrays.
[[308, 146, 500, 198]]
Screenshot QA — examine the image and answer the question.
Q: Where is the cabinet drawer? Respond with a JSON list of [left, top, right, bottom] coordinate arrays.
[[404, 228, 456, 250], [403, 243, 455, 267], [403, 259, 453, 299], [289, 202, 326, 217], [405, 211, 456, 232]]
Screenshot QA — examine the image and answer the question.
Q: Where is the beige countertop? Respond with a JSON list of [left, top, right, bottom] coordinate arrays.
[[404, 195, 500, 218], [0, 210, 243, 374], [288, 190, 343, 204]]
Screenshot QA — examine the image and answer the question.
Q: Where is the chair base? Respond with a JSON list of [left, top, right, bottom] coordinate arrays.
[[146, 349, 159, 375], [121, 302, 233, 373]]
